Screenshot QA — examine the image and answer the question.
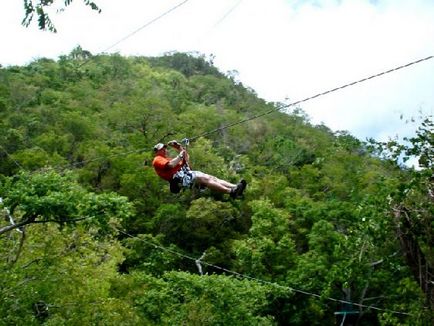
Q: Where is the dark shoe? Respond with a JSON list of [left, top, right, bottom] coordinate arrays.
[[238, 180, 247, 196], [230, 186, 238, 199], [230, 180, 247, 199]]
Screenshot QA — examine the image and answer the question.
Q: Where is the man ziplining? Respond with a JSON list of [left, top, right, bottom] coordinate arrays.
[[152, 140, 246, 198]]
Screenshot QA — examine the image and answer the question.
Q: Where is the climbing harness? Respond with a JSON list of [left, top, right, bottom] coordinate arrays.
[[168, 138, 192, 193]]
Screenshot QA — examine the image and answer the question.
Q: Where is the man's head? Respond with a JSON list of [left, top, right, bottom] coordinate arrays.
[[153, 143, 167, 155]]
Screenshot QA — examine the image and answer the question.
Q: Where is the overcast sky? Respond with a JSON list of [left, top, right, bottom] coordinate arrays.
[[1, 0, 433, 143]]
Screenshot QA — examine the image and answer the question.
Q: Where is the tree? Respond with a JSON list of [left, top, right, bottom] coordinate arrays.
[[0, 170, 138, 324], [0, 169, 132, 236], [372, 117, 434, 313], [120, 271, 276, 325], [22, 0, 101, 32], [232, 199, 297, 281], [0, 223, 140, 324]]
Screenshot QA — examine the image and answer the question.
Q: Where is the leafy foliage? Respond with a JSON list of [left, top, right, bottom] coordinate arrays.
[[369, 117, 434, 315], [22, 0, 101, 32], [0, 224, 140, 324], [0, 170, 132, 235], [120, 271, 277, 325], [0, 50, 431, 324]]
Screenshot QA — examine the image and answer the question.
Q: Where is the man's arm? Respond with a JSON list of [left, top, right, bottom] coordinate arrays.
[[167, 140, 188, 168], [168, 140, 182, 152], [167, 150, 185, 168]]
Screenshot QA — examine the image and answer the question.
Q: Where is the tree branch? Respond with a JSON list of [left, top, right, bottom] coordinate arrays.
[[0, 217, 90, 236], [9, 228, 26, 266]]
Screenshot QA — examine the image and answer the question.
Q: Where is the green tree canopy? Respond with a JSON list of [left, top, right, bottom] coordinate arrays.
[[0, 51, 431, 324]]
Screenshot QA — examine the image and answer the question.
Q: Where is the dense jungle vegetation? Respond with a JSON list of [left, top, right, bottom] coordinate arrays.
[[0, 49, 432, 325]]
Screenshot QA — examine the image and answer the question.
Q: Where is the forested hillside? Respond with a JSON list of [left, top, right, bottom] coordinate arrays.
[[0, 49, 432, 325]]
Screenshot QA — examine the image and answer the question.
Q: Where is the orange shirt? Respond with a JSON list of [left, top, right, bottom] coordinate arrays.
[[152, 155, 183, 181]]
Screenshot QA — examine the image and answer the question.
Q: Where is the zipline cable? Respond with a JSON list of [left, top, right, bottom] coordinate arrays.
[[188, 55, 434, 142], [65, 148, 146, 169], [100, 0, 190, 54], [211, 0, 243, 30], [119, 230, 413, 316], [78, 0, 190, 68]]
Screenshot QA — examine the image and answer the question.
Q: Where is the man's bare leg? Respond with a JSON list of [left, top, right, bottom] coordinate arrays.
[[208, 175, 237, 188], [195, 174, 233, 193]]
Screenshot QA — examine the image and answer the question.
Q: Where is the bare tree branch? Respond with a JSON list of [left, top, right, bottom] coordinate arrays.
[[0, 217, 90, 236]]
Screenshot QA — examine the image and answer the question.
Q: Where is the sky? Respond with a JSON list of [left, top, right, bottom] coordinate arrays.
[[1, 0, 433, 143]]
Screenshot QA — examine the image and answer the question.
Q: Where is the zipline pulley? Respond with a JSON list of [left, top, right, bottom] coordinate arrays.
[[181, 138, 190, 147]]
